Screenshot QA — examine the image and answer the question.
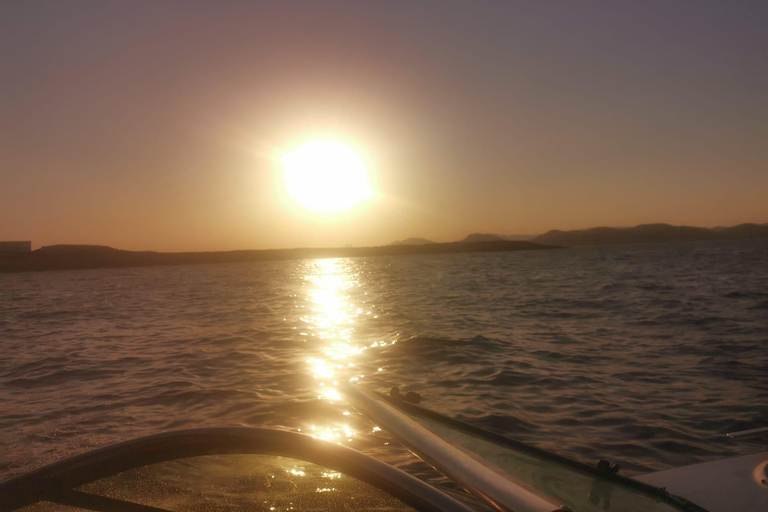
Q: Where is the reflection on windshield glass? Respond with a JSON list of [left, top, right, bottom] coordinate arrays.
[[413, 412, 690, 512], [65, 454, 415, 512]]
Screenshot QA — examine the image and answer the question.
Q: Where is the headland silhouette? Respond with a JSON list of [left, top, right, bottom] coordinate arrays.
[[0, 240, 557, 274]]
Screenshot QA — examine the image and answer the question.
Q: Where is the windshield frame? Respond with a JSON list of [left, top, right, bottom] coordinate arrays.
[[0, 426, 476, 512]]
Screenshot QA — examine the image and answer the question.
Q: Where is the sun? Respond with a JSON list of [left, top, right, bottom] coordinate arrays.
[[280, 140, 373, 213]]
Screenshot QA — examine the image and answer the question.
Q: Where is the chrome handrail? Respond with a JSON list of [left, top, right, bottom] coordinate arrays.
[[341, 384, 563, 512]]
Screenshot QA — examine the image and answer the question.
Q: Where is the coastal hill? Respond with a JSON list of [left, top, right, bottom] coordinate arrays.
[[461, 233, 536, 242], [531, 222, 768, 247], [388, 233, 537, 245], [389, 237, 435, 245], [0, 240, 557, 273], [461, 233, 505, 243]]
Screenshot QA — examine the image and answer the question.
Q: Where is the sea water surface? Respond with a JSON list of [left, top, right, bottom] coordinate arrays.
[[1, 240, 767, 482]]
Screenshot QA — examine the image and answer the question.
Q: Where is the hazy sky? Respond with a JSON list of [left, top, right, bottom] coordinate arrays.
[[2, 1, 767, 251]]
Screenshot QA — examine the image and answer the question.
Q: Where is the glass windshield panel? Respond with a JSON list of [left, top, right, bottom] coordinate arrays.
[[10, 505, 80, 512], [18, 454, 419, 512], [412, 412, 695, 512]]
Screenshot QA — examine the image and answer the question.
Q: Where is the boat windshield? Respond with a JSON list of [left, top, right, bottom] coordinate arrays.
[[13, 454, 420, 512], [0, 427, 477, 512], [392, 400, 704, 512]]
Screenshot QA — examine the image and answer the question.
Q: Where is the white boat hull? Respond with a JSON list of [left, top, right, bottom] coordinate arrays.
[[636, 451, 768, 512]]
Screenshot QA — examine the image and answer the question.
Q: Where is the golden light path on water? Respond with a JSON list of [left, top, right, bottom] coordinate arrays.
[[271, 258, 397, 500], [296, 258, 395, 446]]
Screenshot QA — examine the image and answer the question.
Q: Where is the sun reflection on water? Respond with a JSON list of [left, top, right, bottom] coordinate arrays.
[[302, 259, 364, 401], [294, 258, 394, 444]]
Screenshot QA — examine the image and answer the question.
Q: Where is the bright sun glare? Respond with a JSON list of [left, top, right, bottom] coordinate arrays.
[[281, 140, 373, 213]]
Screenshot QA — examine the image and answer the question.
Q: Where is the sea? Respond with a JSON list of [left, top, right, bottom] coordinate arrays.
[[1, 239, 767, 483]]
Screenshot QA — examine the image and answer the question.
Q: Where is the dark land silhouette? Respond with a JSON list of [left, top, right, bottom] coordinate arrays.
[[395, 223, 768, 248], [389, 237, 435, 246], [0, 240, 557, 273], [461, 233, 507, 243], [531, 222, 768, 246], [461, 233, 537, 242], [5, 222, 767, 274]]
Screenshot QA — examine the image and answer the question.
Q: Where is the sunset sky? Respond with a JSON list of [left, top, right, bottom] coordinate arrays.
[[2, 1, 767, 251]]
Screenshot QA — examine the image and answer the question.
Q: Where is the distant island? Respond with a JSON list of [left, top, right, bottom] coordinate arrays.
[[0, 240, 557, 274], [389, 233, 536, 245], [5, 222, 767, 273], [461, 233, 536, 242], [393, 222, 768, 248], [530, 222, 768, 246], [389, 237, 435, 246], [390, 223, 768, 248]]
